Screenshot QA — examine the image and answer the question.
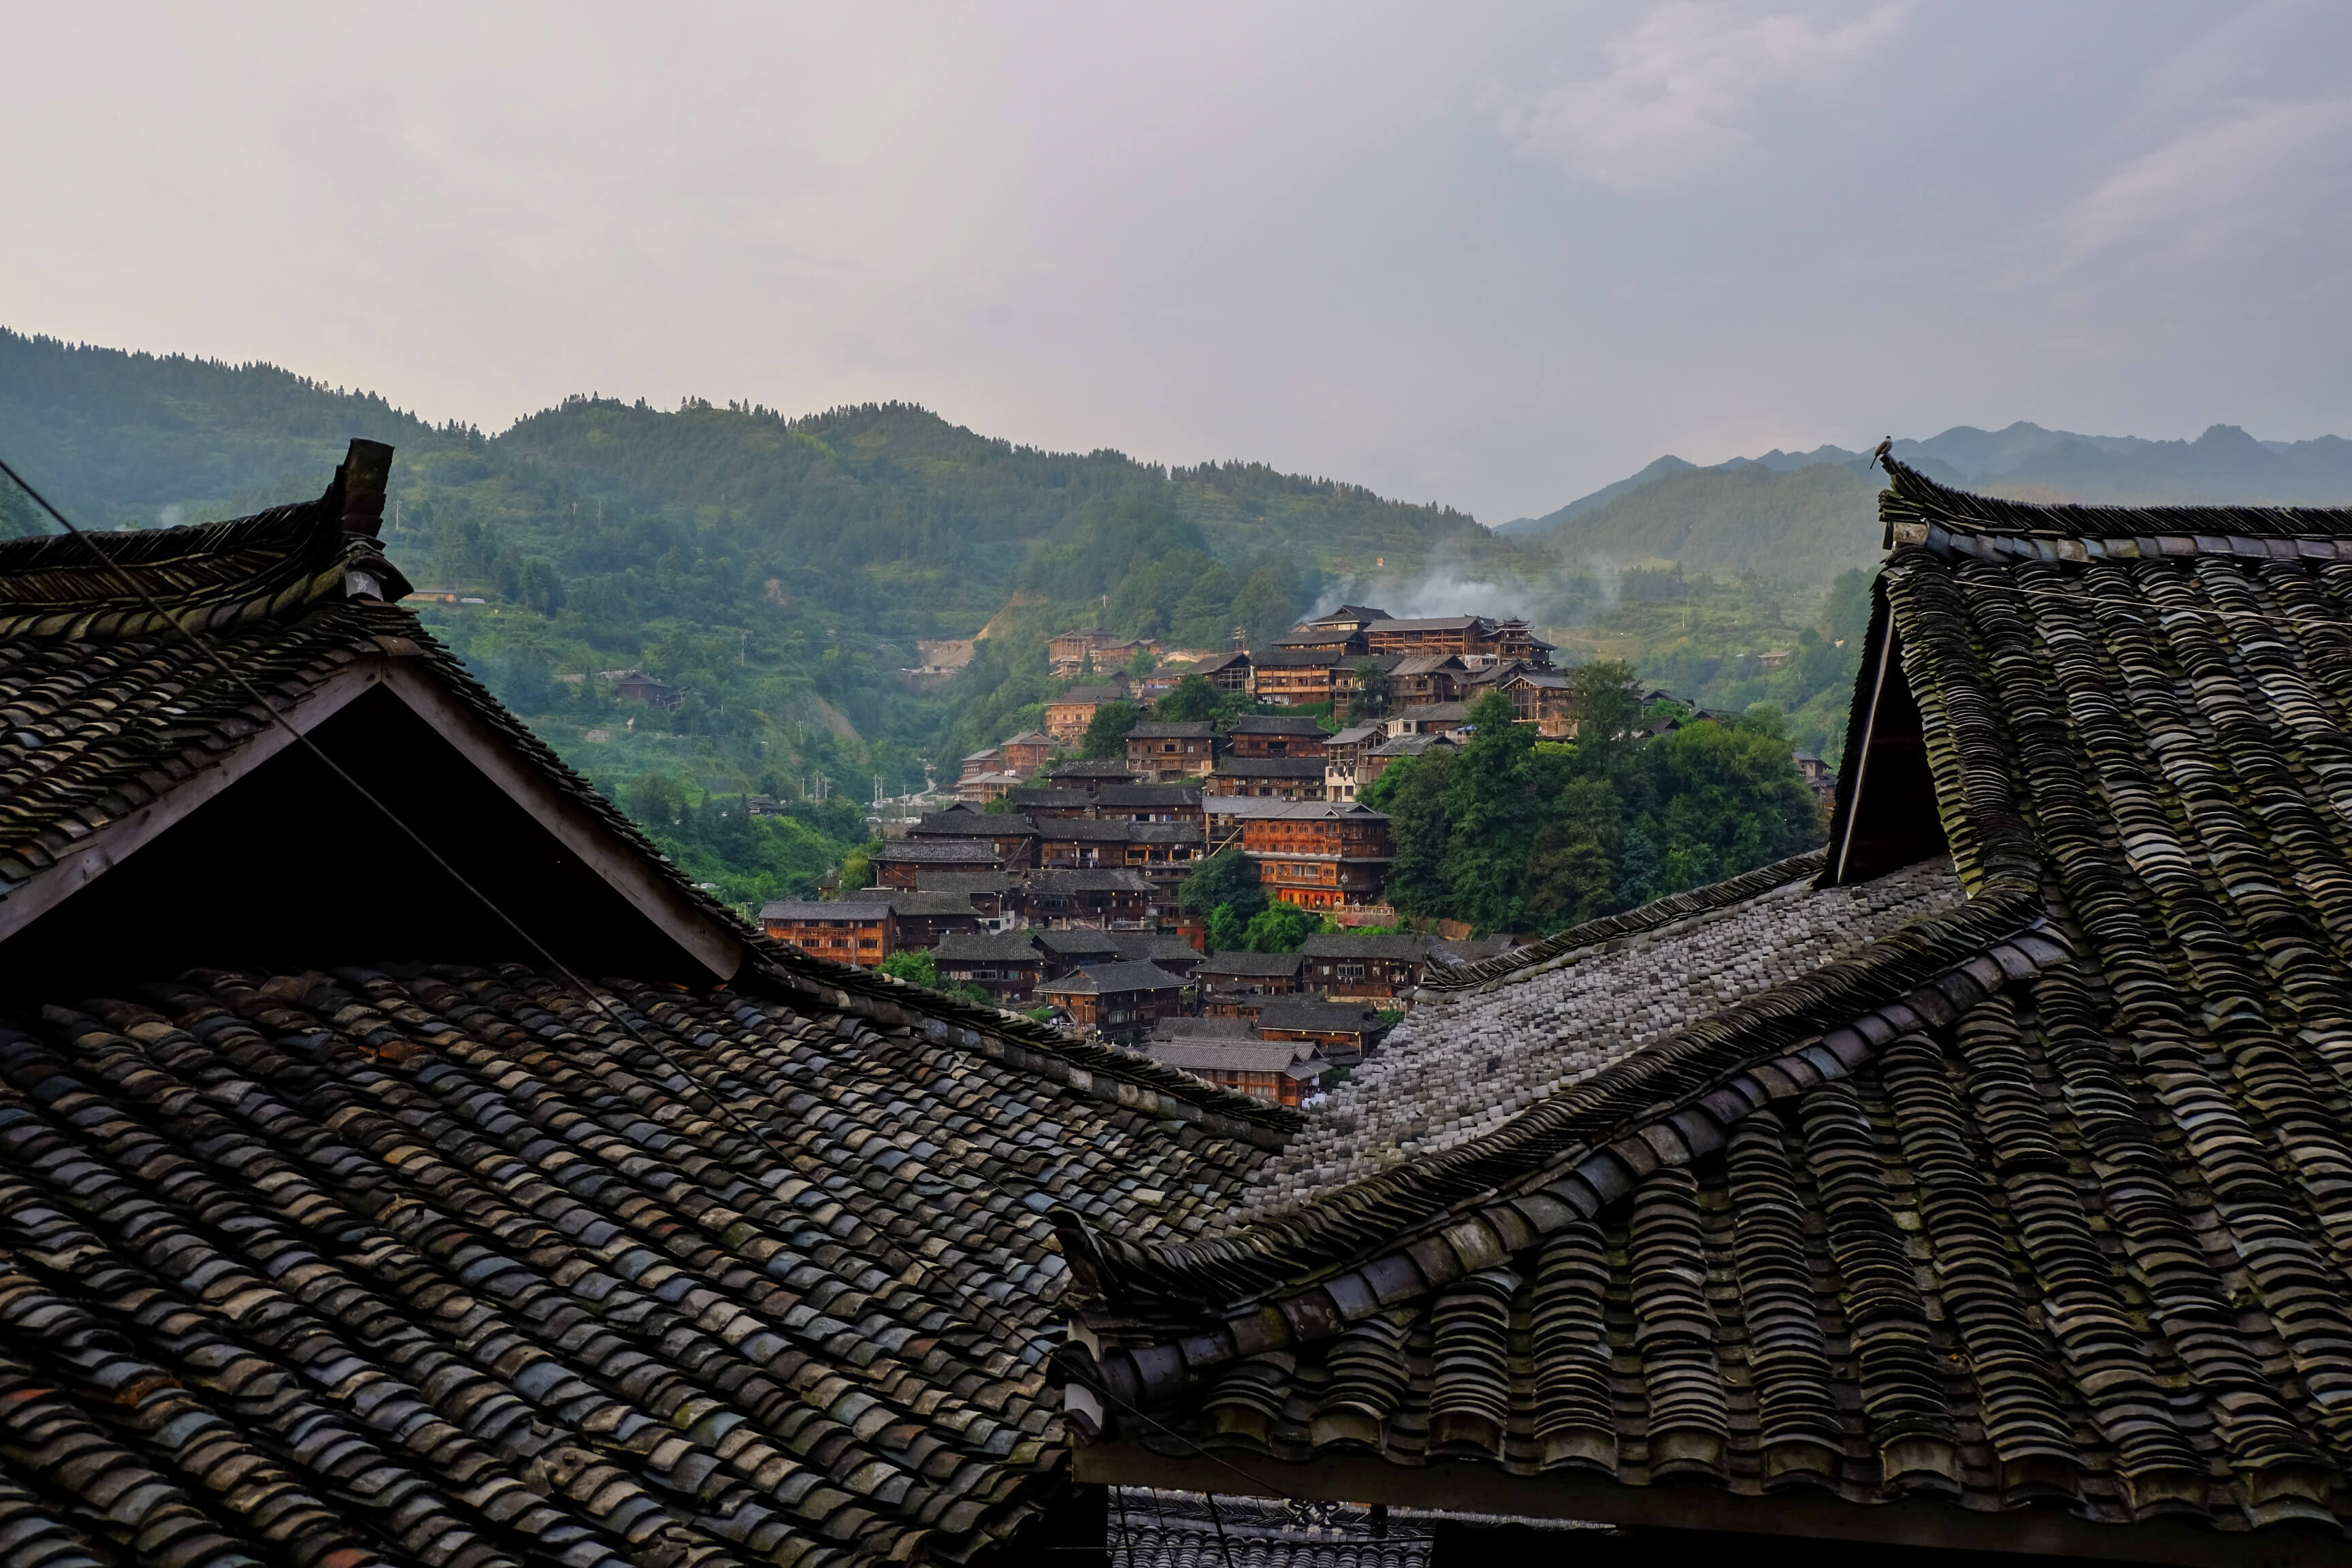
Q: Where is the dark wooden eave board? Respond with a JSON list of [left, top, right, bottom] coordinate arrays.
[[1073, 1445, 2352, 1568], [0, 651, 743, 983]]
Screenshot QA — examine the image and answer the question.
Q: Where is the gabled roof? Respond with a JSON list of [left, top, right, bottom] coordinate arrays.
[[1392, 700, 1471, 722], [1095, 783, 1203, 808], [1024, 867, 1153, 894], [1323, 724, 1384, 747], [915, 868, 1017, 893], [1040, 960, 1192, 995], [1213, 756, 1325, 779], [1250, 648, 1343, 668], [1194, 950, 1308, 977], [934, 929, 1050, 962], [911, 808, 1036, 835], [1058, 459, 2352, 1552], [1145, 1039, 1329, 1077], [1045, 759, 1139, 780], [760, 898, 892, 921], [1126, 721, 1214, 739], [1186, 651, 1250, 672], [1054, 684, 1127, 704], [1256, 998, 1388, 1034], [870, 838, 997, 863], [1007, 785, 1094, 811], [1367, 615, 1485, 633], [1301, 932, 1431, 960], [1228, 715, 1328, 735], [1109, 932, 1205, 965], [0, 444, 1319, 1568], [1034, 927, 1124, 956], [1367, 732, 1459, 757], [1002, 729, 1052, 745], [1389, 653, 1466, 676]]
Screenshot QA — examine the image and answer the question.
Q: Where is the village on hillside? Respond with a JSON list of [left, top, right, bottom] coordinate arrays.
[[759, 603, 1837, 1101]]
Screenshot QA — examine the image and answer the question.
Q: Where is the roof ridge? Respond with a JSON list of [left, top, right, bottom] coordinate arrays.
[[1424, 850, 1825, 990], [1880, 454, 2352, 542]]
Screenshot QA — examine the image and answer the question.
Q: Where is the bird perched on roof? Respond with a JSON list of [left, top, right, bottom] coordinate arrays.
[[1871, 436, 1893, 470]]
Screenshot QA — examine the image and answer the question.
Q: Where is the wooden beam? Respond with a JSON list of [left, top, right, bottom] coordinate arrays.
[[1073, 1443, 2352, 1568]]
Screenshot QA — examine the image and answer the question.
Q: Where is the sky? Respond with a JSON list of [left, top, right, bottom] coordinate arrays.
[[3, 1, 2349, 522]]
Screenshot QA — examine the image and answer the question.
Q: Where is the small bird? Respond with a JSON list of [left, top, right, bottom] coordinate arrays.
[[1871, 436, 1893, 469]]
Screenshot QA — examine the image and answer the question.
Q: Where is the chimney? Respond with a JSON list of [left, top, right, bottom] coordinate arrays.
[[339, 439, 395, 537]]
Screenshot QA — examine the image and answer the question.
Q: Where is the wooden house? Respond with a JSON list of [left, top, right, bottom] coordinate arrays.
[[1020, 867, 1155, 928], [932, 928, 1051, 1002], [1300, 930, 1432, 1001], [1192, 949, 1307, 1017], [762, 898, 895, 964], [1242, 802, 1392, 910], [1143, 1033, 1330, 1107], [1125, 720, 1217, 780], [1046, 683, 1129, 745], [1224, 714, 1328, 758], [1256, 995, 1392, 1066], [1207, 755, 1328, 802], [1247, 647, 1339, 708], [902, 809, 1041, 867], [1038, 960, 1192, 1037]]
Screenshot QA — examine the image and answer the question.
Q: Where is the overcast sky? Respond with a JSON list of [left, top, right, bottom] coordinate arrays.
[[5, 1, 2348, 521]]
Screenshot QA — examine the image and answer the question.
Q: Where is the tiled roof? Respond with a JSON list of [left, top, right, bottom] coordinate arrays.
[[1033, 928, 1124, 957], [872, 889, 982, 917], [1007, 787, 1094, 811], [1045, 760, 1139, 779], [762, 898, 892, 921], [1228, 717, 1328, 736], [915, 870, 1017, 894], [1040, 961, 1191, 996], [1148, 1017, 1260, 1041], [1249, 649, 1343, 669], [870, 840, 996, 864], [0, 453, 1320, 1567], [1301, 934, 1431, 960], [1256, 1000, 1387, 1036], [1365, 733, 1456, 757], [1213, 757, 1324, 779], [1194, 951, 1307, 978], [1108, 934, 1203, 966], [1322, 725, 1384, 747], [1126, 722, 1214, 740], [1387, 655, 1463, 676], [1365, 616, 1482, 633], [909, 811, 1036, 836], [1055, 685, 1126, 704], [1094, 783, 1203, 808], [1022, 868, 1152, 894], [935, 930, 1049, 962], [1144, 1039, 1327, 1077], [1057, 461, 2352, 1548]]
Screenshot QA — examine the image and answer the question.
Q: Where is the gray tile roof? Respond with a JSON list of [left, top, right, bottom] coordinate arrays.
[[1212, 757, 1325, 779], [1228, 715, 1327, 735], [1041, 960, 1192, 995], [1126, 721, 1215, 739], [1194, 951, 1308, 977], [1301, 932, 1432, 960], [1256, 999, 1388, 1035], [934, 930, 1050, 962], [871, 838, 997, 862]]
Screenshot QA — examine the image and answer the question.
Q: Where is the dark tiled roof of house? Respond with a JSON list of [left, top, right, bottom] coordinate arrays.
[[1301, 933, 1431, 960], [1256, 999, 1386, 1035], [762, 898, 892, 921], [1044, 760, 1139, 780], [1213, 757, 1324, 779], [1126, 722, 1214, 740], [0, 457, 1318, 1568], [1032, 928, 1123, 956], [872, 889, 981, 917], [1186, 651, 1250, 673], [1365, 733, 1457, 757], [1007, 786, 1094, 811], [1094, 783, 1203, 809], [1248, 649, 1342, 669], [908, 811, 1036, 837], [1194, 951, 1307, 978], [1022, 868, 1152, 894], [1038, 817, 1139, 842], [1039, 961, 1190, 996], [1108, 934, 1203, 966], [1058, 460, 2352, 1548], [0, 968, 1296, 1565], [1148, 1017, 1260, 1041], [915, 869, 1017, 894], [870, 839, 997, 864], [1228, 716, 1328, 736], [1143, 1039, 1327, 1077], [1054, 685, 1126, 704], [934, 930, 1051, 963]]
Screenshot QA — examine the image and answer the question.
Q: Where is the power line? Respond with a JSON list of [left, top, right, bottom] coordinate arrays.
[[0, 453, 783, 1152]]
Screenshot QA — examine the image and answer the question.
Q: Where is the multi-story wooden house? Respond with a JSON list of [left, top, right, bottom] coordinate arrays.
[[1000, 730, 1054, 776], [1045, 682, 1129, 745], [1224, 715, 1328, 758], [1257, 996, 1392, 1066], [931, 929, 1051, 1002], [1355, 730, 1460, 791], [1300, 931, 1434, 1001], [870, 838, 998, 887], [902, 809, 1041, 867], [1038, 960, 1192, 1037], [1241, 801, 1393, 909], [870, 889, 983, 949], [1205, 755, 1327, 801], [762, 898, 894, 964], [1247, 647, 1342, 707], [1124, 721, 1216, 780], [1021, 868, 1155, 928], [1320, 723, 1384, 802], [915, 868, 1023, 925], [1143, 1033, 1330, 1107], [1188, 650, 1253, 692], [1388, 653, 1468, 707], [1192, 950, 1308, 1018]]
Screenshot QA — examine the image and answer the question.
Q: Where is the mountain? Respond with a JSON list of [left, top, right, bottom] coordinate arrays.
[[1539, 461, 1885, 585], [1496, 455, 1693, 536]]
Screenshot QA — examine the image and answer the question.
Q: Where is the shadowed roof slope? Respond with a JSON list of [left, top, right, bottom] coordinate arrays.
[[1054, 459, 2352, 1555], [0, 444, 1310, 1567]]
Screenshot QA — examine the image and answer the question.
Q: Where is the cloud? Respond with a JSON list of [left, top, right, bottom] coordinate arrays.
[[1490, 2, 1907, 191], [2054, 98, 2352, 276]]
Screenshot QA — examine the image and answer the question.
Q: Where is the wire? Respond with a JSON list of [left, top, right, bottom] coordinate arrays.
[[0, 453, 786, 1154]]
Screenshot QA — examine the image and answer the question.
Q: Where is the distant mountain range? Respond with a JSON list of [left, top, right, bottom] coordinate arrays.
[[1501, 421, 2352, 540]]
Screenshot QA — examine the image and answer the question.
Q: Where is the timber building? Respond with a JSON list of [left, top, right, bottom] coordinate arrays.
[[1056, 459, 2352, 1563]]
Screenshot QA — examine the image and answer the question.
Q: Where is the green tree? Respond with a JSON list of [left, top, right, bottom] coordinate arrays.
[[1243, 901, 1327, 952], [1350, 657, 1390, 716], [837, 840, 877, 892], [1156, 674, 1220, 723], [1181, 847, 1268, 923], [880, 948, 939, 985], [1081, 700, 1143, 759], [1207, 903, 1251, 952]]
